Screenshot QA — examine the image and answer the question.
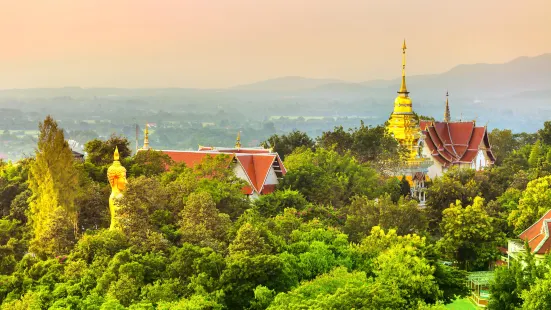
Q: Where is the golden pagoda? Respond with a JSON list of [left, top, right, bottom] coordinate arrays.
[[386, 39, 421, 162], [235, 131, 242, 149], [139, 123, 151, 151]]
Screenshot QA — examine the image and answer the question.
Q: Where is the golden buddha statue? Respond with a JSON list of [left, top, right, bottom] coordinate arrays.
[[107, 146, 127, 230]]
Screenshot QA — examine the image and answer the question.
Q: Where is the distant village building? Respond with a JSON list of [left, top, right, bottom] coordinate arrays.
[[508, 209, 551, 262], [138, 128, 286, 199]]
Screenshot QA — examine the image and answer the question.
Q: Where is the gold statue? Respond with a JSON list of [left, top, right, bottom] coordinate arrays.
[[107, 146, 127, 230]]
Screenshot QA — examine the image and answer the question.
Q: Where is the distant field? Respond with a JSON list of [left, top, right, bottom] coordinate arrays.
[[268, 116, 375, 121], [8, 130, 39, 136]]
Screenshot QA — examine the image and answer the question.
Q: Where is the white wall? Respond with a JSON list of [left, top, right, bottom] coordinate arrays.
[[264, 166, 278, 185]]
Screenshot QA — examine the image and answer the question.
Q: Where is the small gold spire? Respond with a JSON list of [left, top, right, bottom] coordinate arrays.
[[114, 146, 120, 161], [142, 123, 150, 150], [235, 131, 241, 149], [444, 91, 451, 122], [398, 39, 409, 95]]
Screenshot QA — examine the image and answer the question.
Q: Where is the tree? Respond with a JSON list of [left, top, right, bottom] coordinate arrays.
[[438, 197, 503, 270], [425, 168, 481, 233], [488, 250, 544, 310], [527, 140, 545, 169], [489, 128, 519, 165], [374, 244, 441, 308], [521, 272, 551, 310], [268, 267, 402, 310], [129, 150, 173, 177], [316, 126, 354, 155], [280, 147, 381, 207], [537, 120, 551, 145], [179, 191, 231, 252], [400, 176, 411, 197], [118, 176, 179, 250], [28, 116, 79, 257], [344, 195, 427, 242], [262, 130, 314, 161], [229, 223, 271, 256], [508, 175, 551, 234], [253, 189, 309, 218], [84, 135, 131, 166]]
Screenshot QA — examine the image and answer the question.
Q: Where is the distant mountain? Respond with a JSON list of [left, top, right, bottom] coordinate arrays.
[[362, 53, 551, 98], [229, 53, 551, 99], [231, 76, 343, 91]]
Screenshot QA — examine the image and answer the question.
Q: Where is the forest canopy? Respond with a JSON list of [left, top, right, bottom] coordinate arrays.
[[1, 117, 551, 309]]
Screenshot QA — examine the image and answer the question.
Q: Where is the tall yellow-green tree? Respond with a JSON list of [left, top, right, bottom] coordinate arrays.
[[29, 116, 79, 257]]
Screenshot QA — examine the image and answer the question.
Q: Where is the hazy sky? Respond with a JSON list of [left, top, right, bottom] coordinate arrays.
[[1, 0, 550, 88]]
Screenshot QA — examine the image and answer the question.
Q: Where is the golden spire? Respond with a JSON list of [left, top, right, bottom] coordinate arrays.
[[444, 91, 451, 122], [398, 39, 409, 95], [114, 146, 120, 161], [235, 131, 241, 149], [142, 123, 150, 150]]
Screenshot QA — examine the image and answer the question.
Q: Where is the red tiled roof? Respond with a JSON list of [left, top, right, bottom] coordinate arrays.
[[419, 120, 431, 131], [236, 154, 277, 193], [162, 151, 235, 168], [161, 149, 285, 196], [261, 184, 277, 194], [519, 209, 551, 255], [422, 121, 495, 167], [199, 147, 272, 154]]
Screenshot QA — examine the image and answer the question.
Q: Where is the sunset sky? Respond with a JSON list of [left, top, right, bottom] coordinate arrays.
[[0, 0, 550, 88]]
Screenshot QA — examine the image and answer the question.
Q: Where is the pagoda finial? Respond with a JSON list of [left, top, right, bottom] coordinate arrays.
[[398, 39, 409, 95], [235, 131, 241, 149], [444, 91, 451, 122], [114, 146, 120, 161], [142, 123, 150, 150]]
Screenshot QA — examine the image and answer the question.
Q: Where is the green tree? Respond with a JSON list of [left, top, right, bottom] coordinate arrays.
[[261, 130, 315, 161], [268, 267, 402, 310], [508, 175, 551, 234], [438, 197, 503, 270], [28, 116, 79, 257], [179, 191, 231, 252], [253, 189, 309, 218], [229, 222, 271, 256], [488, 250, 544, 310], [425, 168, 481, 233], [280, 147, 380, 207], [374, 244, 441, 308], [521, 272, 551, 310], [345, 195, 427, 242], [118, 176, 179, 249], [489, 129, 518, 165], [400, 175, 411, 197], [316, 126, 354, 155], [527, 140, 545, 169], [537, 120, 551, 145], [84, 135, 132, 166], [129, 150, 173, 177]]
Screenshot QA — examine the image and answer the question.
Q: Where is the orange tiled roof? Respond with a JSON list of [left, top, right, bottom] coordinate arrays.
[[421, 121, 495, 167], [161, 149, 285, 196], [519, 209, 551, 255]]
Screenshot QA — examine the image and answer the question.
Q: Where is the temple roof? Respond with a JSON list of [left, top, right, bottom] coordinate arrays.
[[519, 209, 551, 255], [161, 149, 286, 195], [420, 120, 495, 167]]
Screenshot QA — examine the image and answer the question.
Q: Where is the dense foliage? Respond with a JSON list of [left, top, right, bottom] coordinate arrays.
[[1, 117, 551, 309]]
